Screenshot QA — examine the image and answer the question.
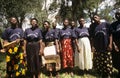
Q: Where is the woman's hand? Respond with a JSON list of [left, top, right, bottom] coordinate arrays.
[[114, 45, 119, 52], [77, 47, 81, 53], [91, 46, 96, 52], [57, 49, 60, 54], [16, 39, 20, 43], [107, 44, 112, 51], [113, 42, 119, 52], [0, 49, 6, 53], [39, 50, 44, 56], [23, 51, 27, 57]]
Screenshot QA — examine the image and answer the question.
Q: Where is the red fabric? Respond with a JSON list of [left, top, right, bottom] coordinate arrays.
[[61, 39, 74, 68]]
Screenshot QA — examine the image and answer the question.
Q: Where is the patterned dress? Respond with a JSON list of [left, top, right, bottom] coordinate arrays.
[[2, 27, 27, 77], [89, 22, 113, 75], [59, 27, 76, 68]]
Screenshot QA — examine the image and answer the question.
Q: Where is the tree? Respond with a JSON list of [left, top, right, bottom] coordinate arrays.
[[59, 0, 103, 22], [114, 0, 120, 10], [0, 0, 43, 26]]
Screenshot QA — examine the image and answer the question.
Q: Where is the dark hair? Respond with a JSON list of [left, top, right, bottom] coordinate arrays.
[[9, 16, 21, 28], [43, 20, 50, 25], [63, 18, 69, 22], [30, 18, 38, 23], [10, 17, 19, 23]]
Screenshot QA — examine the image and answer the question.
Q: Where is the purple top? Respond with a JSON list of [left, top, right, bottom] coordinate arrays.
[[52, 28, 60, 39], [110, 21, 120, 48], [59, 27, 76, 40], [24, 28, 43, 42], [75, 27, 89, 38], [2, 27, 23, 42], [42, 29, 58, 42], [89, 22, 110, 52]]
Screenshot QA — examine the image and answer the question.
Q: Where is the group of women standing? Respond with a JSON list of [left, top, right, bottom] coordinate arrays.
[[1, 10, 120, 78], [1, 17, 93, 78]]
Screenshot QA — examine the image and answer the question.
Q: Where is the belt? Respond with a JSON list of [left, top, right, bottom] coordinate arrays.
[[78, 35, 88, 38], [27, 41, 39, 43], [45, 42, 55, 47]]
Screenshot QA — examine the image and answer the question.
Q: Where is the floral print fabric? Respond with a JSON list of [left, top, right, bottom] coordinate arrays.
[[6, 44, 27, 77], [61, 39, 74, 68]]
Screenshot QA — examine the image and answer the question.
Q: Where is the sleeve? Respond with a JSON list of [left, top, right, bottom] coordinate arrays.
[[109, 23, 114, 35], [71, 29, 77, 39], [24, 29, 27, 40], [20, 29, 24, 39], [105, 22, 111, 36], [74, 28, 78, 38], [38, 29, 43, 40], [59, 29, 62, 40], [89, 23, 95, 39], [1, 29, 8, 40]]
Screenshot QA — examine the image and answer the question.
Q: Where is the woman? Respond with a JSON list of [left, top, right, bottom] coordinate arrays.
[[89, 15, 113, 77], [24, 18, 43, 78], [42, 21, 60, 76], [2, 17, 26, 78], [70, 20, 77, 54], [70, 20, 77, 31], [110, 10, 120, 77], [59, 19, 76, 75], [75, 18, 92, 74]]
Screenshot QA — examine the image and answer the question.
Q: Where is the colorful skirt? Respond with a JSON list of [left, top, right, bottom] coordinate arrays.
[[6, 44, 27, 77], [75, 37, 93, 70], [93, 51, 113, 75], [61, 39, 74, 68]]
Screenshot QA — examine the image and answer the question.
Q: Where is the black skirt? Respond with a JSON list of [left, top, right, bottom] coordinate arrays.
[[26, 42, 41, 74]]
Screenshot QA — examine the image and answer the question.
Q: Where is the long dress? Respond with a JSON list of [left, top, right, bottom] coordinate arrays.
[[2, 27, 27, 77], [75, 27, 92, 70], [110, 21, 120, 71], [89, 22, 113, 75], [60, 27, 76, 68], [24, 27, 43, 74]]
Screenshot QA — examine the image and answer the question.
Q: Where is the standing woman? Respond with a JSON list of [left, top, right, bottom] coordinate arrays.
[[70, 20, 77, 54], [75, 18, 92, 74], [59, 19, 76, 75], [2, 17, 26, 78], [110, 10, 120, 77], [24, 18, 43, 78], [70, 20, 77, 31], [42, 21, 60, 77], [89, 15, 113, 77]]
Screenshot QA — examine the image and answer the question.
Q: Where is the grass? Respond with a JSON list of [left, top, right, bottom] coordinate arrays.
[[0, 53, 6, 78], [0, 53, 119, 78]]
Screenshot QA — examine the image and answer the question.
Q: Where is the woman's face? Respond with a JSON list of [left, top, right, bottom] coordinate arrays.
[[79, 18, 85, 26], [115, 12, 120, 20], [52, 22, 57, 28], [43, 22, 50, 29], [63, 19, 69, 27], [71, 21, 75, 27], [10, 17, 17, 25], [93, 15, 100, 22], [31, 19, 37, 27]]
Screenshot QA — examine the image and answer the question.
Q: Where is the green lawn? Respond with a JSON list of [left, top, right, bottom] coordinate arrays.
[[0, 53, 118, 78]]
